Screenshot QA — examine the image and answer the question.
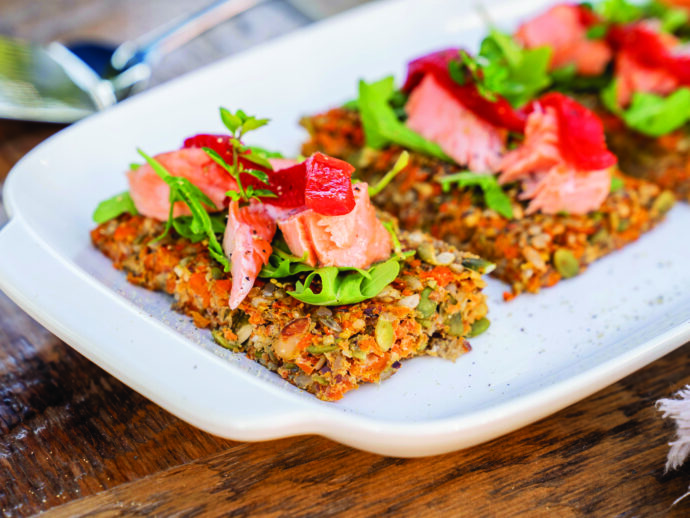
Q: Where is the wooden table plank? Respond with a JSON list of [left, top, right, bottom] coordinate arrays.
[[38, 345, 690, 517], [2, 0, 690, 516]]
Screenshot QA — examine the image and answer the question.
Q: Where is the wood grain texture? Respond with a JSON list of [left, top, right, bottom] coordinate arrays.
[[36, 345, 690, 517], [2, 0, 690, 516]]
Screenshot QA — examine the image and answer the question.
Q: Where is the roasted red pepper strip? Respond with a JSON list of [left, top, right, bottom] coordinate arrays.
[[530, 92, 617, 171], [608, 24, 690, 84], [575, 4, 600, 27], [263, 162, 307, 208], [402, 48, 527, 133], [304, 152, 356, 216]]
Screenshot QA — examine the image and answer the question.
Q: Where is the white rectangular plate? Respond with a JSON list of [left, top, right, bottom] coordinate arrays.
[[1, 0, 689, 457]]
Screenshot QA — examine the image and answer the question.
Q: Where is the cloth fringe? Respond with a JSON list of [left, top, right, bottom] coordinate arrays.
[[657, 385, 690, 506]]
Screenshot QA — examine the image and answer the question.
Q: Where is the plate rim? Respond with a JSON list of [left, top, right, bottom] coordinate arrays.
[[1, 0, 689, 457]]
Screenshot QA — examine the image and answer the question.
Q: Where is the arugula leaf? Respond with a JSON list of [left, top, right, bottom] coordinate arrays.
[[656, 4, 689, 33], [438, 171, 513, 219], [172, 213, 226, 242], [259, 246, 315, 278], [460, 29, 552, 108], [138, 149, 229, 271], [595, 0, 643, 24], [358, 76, 450, 160], [594, 0, 687, 33], [550, 63, 611, 93], [610, 176, 624, 193], [602, 80, 690, 136], [260, 235, 412, 305], [92, 191, 138, 223], [289, 256, 403, 306], [368, 151, 410, 197], [586, 23, 608, 40]]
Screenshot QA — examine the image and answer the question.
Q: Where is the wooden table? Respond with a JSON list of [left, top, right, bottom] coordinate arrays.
[[2, 1, 690, 515]]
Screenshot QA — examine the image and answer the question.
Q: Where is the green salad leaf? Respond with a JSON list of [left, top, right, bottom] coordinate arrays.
[[549, 62, 612, 93], [138, 149, 230, 271], [247, 145, 284, 159], [92, 191, 138, 223], [368, 150, 410, 197], [602, 80, 690, 137], [289, 256, 403, 306], [437, 171, 513, 219], [260, 225, 414, 306], [610, 176, 624, 193], [594, 0, 644, 24], [592, 0, 687, 33], [459, 29, 552, 108], [204, 107, 277, 203], [259, 245, 315, 278], [358, 76, 450, 161], [172, 213, 226, 242]]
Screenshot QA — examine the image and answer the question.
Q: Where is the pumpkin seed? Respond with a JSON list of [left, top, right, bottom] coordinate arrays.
[[306, 344, 339, 355], [211, 329, 240, 351], [375, 317, 395, 352], [417, 242, 437, 264], [652, 190, 675, 214], [553, 249, 579, 279], [447, 313, 465, 337], [417, 287, 437, 318], [468, 317, 490, 337], [461, 257, 496, 274]]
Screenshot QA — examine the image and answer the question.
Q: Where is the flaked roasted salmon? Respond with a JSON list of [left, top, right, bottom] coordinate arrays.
[[405, 74, 506, 172], [127, 148, 233, 221], [224, 200, 276, 309], [499, 106, 611, 214], [278, 183, 392, 269], [516, 4, 611, 76]]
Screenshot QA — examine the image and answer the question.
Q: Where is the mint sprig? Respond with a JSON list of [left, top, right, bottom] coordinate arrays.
[[203, 108, 277, 203], [438, 171, 513, 219], [138, 149, 230, 271]]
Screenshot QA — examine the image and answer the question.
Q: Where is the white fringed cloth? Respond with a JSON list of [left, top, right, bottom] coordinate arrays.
[[658, 385, 690, 504]]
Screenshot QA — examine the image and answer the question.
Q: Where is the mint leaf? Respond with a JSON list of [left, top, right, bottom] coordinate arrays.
[[92, 191, 138, 223], [247, 145, 284, 159], [610, 176, 624, 192], [138, 149, 229, 271], [358, 76, 450, 161], [243, 169, 270, 184], [220, 107, 242, 133], [438, 172, 513, 219]]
